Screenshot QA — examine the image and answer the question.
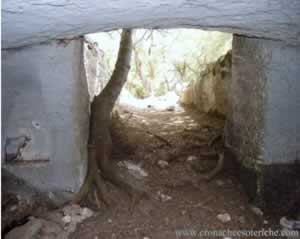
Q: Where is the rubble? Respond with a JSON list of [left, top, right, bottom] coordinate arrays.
[[5, 204, 94, 239], [156, 191, 172, 202]]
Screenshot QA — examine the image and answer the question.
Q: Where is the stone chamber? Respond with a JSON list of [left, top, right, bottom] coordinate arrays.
[[2, 0, 300, 212]]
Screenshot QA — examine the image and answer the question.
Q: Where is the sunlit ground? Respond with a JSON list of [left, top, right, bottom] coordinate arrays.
[[119, 88, 182, 111]]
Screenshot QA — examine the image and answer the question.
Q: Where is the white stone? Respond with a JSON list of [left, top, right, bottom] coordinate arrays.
[[187, 156, 197, 162], [157, 160, 169, 168], [217, 213, 231, 223], [157, 191, 172, 202], [81, 207, 94, 218], [62, 215, 72, 224], [250, 206, 264, 216], [238, 216, 246, 224]]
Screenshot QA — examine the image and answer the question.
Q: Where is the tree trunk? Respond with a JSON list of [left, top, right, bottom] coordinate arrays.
[[73, 29, 147, 205]]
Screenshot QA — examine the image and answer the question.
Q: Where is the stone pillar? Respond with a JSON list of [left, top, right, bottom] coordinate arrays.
[[226, 35, 300, 209], [2, 38, 89, 201]]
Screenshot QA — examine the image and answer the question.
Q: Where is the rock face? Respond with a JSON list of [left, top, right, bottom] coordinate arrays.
[[2, 0, 300, 49], [180, 51, 231, 116], [226, 35, 300, 209], [84, 41, 102, 101], [83, 40, 109, 101], [2, 38, 89, 195]]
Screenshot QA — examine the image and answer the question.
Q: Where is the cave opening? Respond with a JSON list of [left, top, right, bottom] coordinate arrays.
[[74, 28, 274, 237], [2, 1, 300, 235]]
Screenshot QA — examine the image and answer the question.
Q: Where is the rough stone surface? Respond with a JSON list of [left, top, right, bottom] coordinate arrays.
[[2, 0, 300, 49], [83, 39, 109, 101], [226, 35, 300, 209], [226, 35, 300, 165], [2, 38, 89, 194], [180, 50, 231, 116]]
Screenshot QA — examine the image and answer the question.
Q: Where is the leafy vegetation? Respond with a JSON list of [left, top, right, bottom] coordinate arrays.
[[86, 29, 232, 98]]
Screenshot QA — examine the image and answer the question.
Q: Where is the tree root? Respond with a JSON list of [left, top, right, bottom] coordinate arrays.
[[208, 133, 223, 148], [145, 130, 172, 147], [72, 145, 149, 208], [201, 153, 224, 181], [72, 146, 111, 206]]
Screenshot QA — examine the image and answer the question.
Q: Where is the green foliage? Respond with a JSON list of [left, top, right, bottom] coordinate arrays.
[[155, 81, 168, 97], [87, 29, 232, 98]]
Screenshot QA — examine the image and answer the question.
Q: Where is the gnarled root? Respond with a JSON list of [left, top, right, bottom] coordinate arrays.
[[72, 142, 149, 208], [201, 152, 224, 181], [72, 146, 111, 206]]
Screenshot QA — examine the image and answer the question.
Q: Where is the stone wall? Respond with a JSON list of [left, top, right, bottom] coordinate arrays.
[[226, 35, 300, 208], [2, 39, 89, 199], [180, 50, 231, 116]]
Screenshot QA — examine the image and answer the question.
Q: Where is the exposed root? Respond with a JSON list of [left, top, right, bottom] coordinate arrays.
[[199, 151, 218, 158], [94, 190, 101, 208], [202, 153, 224, 181], [145, 130, 172, 147], [208, 133, 223, 148], [93, 170, 111, 206], [99, 157, 149, 200]]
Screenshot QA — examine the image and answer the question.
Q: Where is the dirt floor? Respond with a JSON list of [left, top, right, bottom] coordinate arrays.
[[71, 104, 285, 239]]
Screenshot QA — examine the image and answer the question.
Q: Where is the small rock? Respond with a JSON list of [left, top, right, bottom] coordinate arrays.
[[62, 215, 72, 224], [187, 155, 197, 162], [62, 204, 81, 216], [217, 213, 231, 223], [157, 160, 169, 168], [238, 216, 246, 224], [165, 106, 175, 111], [10, 205, 17, 211], [215, 180, 224, 186], [263, 220, 269, 224], [250, 206, 263, 216], [157, 191, 172, 202], [143, 237, 151, 239], [108, 218, 112, 223], [82, 207, 93, 218]]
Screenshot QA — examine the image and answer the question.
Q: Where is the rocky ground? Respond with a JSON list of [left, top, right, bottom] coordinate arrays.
[[3, 103, 292, 239], [72, 104, 286, 239]]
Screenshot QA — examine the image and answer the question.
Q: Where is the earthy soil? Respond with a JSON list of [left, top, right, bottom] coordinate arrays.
[[71, 104, 284, 239]]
